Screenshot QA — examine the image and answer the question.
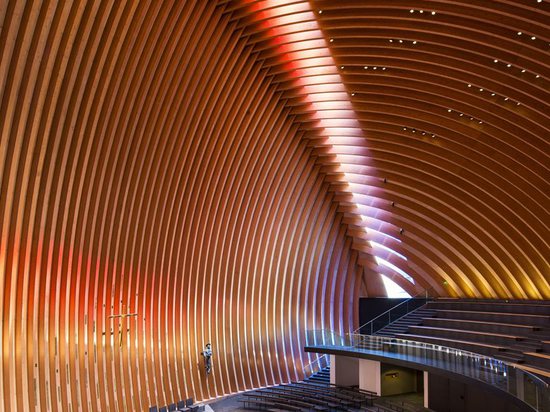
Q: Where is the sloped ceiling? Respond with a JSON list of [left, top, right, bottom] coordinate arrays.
[[0, 0, 548, 410]]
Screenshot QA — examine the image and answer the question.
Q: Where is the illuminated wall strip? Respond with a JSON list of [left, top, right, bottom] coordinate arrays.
[[237, 0, 416, 295]]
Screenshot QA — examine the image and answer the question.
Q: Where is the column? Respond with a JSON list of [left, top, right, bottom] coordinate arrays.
[[359, 358, 381, 396]]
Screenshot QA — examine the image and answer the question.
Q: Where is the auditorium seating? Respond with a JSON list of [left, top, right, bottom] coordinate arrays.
[[239, 367, 379, 411], [238, 367, 436, 411], [374, 299, 550, 380]]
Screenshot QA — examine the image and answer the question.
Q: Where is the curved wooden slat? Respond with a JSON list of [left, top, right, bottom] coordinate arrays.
[[0, 0, 548, 411]]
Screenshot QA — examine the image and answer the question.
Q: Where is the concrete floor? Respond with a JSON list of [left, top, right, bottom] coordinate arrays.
[[205, 394, 248, 411]]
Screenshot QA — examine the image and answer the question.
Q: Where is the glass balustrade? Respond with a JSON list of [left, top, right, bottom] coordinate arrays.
[[302, 354, 330, 377], [305, 329, 549, 412]]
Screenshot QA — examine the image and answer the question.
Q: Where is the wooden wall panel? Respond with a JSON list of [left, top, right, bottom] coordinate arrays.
[[0, 1, 365, 410], [1, 0, 549, 411], [304, 0, 549, 299]]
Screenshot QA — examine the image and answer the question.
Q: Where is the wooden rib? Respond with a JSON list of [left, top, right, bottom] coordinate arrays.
[[0, 0, 549, 411]]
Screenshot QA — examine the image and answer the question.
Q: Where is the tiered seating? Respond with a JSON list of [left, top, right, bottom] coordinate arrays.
[[375, 306, 436, 338], [374, 299, 550, 380], [239, 367, 378, 411]]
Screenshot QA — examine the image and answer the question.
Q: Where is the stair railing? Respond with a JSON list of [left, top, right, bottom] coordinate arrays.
[[354, 286, 436, 335], [302, 354, 330, 377]]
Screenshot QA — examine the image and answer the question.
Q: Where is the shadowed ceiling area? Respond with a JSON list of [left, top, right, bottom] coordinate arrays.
[[0, 0, 548, 410]]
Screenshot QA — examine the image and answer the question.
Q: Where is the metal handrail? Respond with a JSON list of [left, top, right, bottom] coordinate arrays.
[[325, 331, 550, 389], [302, 353, 329, 377], [353, 287, 436, 335], [305, 329, 549, 412]]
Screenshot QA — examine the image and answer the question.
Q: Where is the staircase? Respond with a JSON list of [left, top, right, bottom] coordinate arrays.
[[306, 366, 330, 384], [374, 305, 436, 338]]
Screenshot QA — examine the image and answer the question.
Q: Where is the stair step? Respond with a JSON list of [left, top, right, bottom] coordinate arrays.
[[495, 354, 524, 363]]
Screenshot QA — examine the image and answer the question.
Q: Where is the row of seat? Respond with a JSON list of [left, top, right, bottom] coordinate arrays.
[[239, 367, 378, 411], [375, 299, 550, 380]]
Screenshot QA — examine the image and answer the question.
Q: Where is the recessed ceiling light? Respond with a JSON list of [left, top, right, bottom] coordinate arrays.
[[389, 39, 393, 42], [521, 69, 526, 73], [382, 67, 386, 70], [459, 113, 464, 116], [517, 102, 521, 105], [319, 10, 323, 14], [364, 66, 368, 69], [531, 36, 536, 40], [403, 127, 407, 130], [494, 59, 498, 63], [479, 88, 483, 91], [468, 84, 472, 87], [420, 10, 424, 13], [412, 40, 417, 44], [536, 75, 540, 78], [517, 32, 522, 35], [491, 93, 496, 96], [373, 66, 377, 70], [507, 64, 512, 67], [504, 97, 509, 101], [341, 66, 344, 69], [351, 93, 355, 96], [330, 38, 334, 42], [431, 11, 436, 15], [448, 109, 452, 112], [479, 121, 483, 124], [410, 9, 414, 13]]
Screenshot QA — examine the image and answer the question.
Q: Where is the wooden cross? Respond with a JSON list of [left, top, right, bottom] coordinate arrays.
[[104, 305, 138, 348]]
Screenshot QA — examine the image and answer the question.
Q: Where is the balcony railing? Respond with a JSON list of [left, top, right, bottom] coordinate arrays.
[[354, 287, 436, 335], [305, 329, 549, 412]]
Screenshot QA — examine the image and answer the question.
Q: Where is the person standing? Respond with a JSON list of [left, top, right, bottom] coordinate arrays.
[[201, 343, 212, 374]]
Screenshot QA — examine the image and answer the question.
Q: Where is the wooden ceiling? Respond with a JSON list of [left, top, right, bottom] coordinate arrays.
[[0, 0, 548, 410]]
